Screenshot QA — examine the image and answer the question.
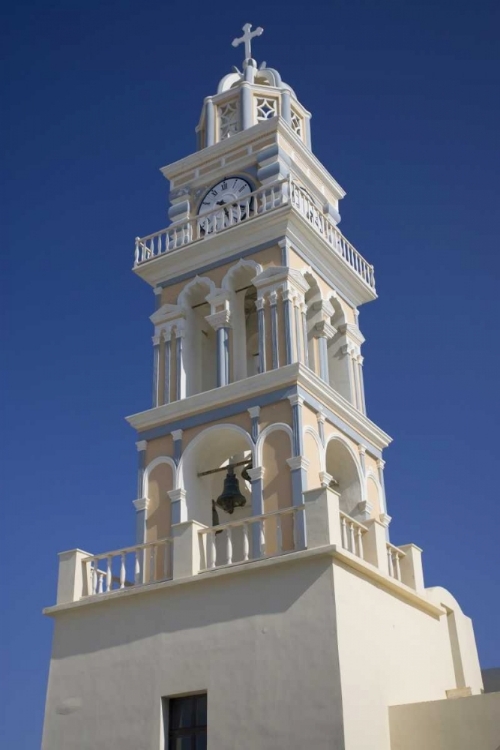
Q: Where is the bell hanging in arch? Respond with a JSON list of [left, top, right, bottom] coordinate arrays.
[[216, 466, 247, 514]]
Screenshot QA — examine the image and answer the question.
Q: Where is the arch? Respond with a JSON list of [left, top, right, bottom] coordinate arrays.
[[177, 275, 216, 307], [365, 470, 382, 515], [256, 423, 293, 466], [178, 423, 255, 491], [325, 434, 364, 517], [303, 426, 326, 471], [221, 258, 262, 290], [143, 455, 178, 496]]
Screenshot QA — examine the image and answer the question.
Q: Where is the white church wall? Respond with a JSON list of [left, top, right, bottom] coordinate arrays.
[[333, 562, 468, 750], [42, 556, 346, 750]]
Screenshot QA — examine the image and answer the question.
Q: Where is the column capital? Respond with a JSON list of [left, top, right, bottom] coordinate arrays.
[[247, 406, 261, 419], [133, 497, 150, 512], [314, 320, 336, 339], [269, 290, 278, 305], [379, 512, 392, 527], [247, 466, 265, 481], [288, 394, 304, 407], [153, 286, 162, 296], [312, 299, 335, 320], [319, 471, 333, 488], [357, 500, 372, 521], [377, 458, 386, 470], [136, 440, 147, 452], [171, 429, 183, 442], [205, 310, 231, 330], [357, 444, 366, 456], [152, 334, 161, 346], [255, 297, 266, 311], [287, 456, 310, 471], [168, 488, 187, 504], [316, 411, 326, 425]]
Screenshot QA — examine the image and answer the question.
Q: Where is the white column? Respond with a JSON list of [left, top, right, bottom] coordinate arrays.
[[152, 334, 161, 407], [163, 333, 171, 405], [314, 321, 335, 384], [205, 97, 215, 146], [269, 291, 279, 369], [294, 297, 303, 363], [301, 302, 309, 367], [175, 328, 186, 400], [168, 488, 188, 525], [256, 297, 266, 373], [206, 310, 231, 387], [282, 289, 294, 365], [357, 355, 366, 414]]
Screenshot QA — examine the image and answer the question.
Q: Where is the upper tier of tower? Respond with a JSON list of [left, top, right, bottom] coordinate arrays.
[[196, 57, 312, 152]]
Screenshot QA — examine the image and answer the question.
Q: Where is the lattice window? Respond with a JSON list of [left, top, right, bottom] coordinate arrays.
[[219, 100, 240, 139], [291, 110, 303, 138], [255, 97, 278, 121]]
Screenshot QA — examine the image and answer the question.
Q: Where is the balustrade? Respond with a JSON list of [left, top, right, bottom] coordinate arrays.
[[198, 505, 305, 572], [82, 538, 172, 597], [134, 178, 375, 291], [339, 511, 367, 559], [386, 542, 406, 582]]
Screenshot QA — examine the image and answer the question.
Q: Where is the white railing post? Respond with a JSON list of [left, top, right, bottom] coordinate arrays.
[[120, 553, 126, 589], [303, 487, 342, 548], [172, 520, 208, 579], [398, 543, 424, 592], [242, 523, 249, 562], [56, 549, 93, 604], [363, 519, 390, 574], [226, 527, 233, 565]]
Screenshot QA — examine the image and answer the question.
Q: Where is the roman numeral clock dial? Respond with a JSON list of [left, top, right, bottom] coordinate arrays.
[[198, 177, 252, 232]]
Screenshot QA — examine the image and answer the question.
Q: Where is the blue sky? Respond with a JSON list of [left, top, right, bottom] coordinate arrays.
[[2, 0, 499, 745]]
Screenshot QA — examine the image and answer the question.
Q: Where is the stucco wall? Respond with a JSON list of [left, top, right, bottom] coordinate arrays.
[[334, 562, 461, 750], [42, 557, 345, 750], [389, 692, 500, 750]]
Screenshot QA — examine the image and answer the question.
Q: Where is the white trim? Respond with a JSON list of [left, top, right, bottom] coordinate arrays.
[[177, 423, 255, 490], [256, 422, 294, 465], [143, 456, 177, 497], [324, 433, 364, 490], [132, 497, 150, 512], [135, 440, 147, 452], [177, 275, 217, 306], [303, 425, 326, 472], [221, 258, 263, 289]]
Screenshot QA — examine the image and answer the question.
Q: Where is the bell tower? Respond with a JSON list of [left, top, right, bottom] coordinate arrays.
[[131, 24, 386, 555], [42, 25, 487, 750]]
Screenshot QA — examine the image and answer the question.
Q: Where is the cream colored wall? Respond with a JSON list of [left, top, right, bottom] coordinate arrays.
[[259, 401, 291, 430], [145, 435, 174, 465], [333, 562, 461, 750], [262, 429, 294, 552], [304, 431, 322, 489], [42, 558, 346, 750], [146, 463, 173, 542], [366, 475, 382, 516], [389, 692, 500, 750], [182, 412, 251, 451]]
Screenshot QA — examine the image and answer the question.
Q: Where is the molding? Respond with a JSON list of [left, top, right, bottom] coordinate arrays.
[[314, 320, 336, 339], [135, 440, 147, 452], [379, 513, 392, 527], [319, 471, 333, 488], [167, 488, 186, 503], [288, 394, 304, 407], [205, 310, 232, 330], [246, 466, 265, 481], [171, 429, 183, 441], [132, 497, 150, 512], [150, 303, 184, 326], [247, 406, 260, 419]]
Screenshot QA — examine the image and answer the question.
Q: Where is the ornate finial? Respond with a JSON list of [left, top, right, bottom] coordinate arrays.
[[232, 23, 264, 64]]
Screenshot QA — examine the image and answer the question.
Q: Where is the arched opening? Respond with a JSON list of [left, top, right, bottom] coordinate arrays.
[[180, 425, 254, 566], [260, 426, 294, 553], [366, 475, 381, 517], [179, 279, 217, 397], [222, 262, 260, 381], [304, 272, 322, 374], [145, 461, 174, 579], [327, 298, 352, 402], [325, 438, 362, 518]]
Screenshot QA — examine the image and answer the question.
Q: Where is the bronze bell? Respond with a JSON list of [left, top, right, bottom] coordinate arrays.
[[216, 466, 247, 514]]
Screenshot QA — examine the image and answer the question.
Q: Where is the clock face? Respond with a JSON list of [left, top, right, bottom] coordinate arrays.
[[198, 177, 252, 216]]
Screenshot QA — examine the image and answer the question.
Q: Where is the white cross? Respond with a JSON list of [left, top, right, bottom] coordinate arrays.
[[232, 23, 264, 62]]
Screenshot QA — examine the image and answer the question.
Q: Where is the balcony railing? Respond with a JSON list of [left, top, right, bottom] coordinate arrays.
[[198, 505, 305, 572], [339, 511, 368, 559], [386, 542, 406, 582], [134, 177, 375, 290], [82, 537, 172, 597]]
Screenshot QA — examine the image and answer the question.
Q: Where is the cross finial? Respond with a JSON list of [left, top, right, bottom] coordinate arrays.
[[232, 23, 264, 63]]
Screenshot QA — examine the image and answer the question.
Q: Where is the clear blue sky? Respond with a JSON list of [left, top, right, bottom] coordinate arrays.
[[2, 1, 499, 745]]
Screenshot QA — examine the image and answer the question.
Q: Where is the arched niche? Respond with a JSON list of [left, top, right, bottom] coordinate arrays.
[[325, 437, 363, 518], [366, 474, 381, 516], [260, 425, 294, 553], [303, 427, 324, 488], [178, 277, 217, 396], [222, 260, 261, 381], [327, 297, 352, 402], [303, 270, 322, 374], [145, 460, 174, 579]]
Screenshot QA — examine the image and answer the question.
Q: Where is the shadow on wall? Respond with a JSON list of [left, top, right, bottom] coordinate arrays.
[[51, 555, 335, 660]]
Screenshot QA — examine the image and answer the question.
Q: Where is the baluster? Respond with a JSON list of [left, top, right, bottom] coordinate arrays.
[[394, 552, 401, 581], [149, 545, 156, 582], [134, 238, 140, 265], [341, 516, 347, 549], [163, 542, 169, 579], [92, 560, 98, 595], [97, 571, 104, 594], [357, 528, 364, 559], [387, 548, 394, 578], [242, 523, 249, 562], [119, 553, 126, 589], [259, 520, 266, 557], [349, 521, 356, 554], [209, 531, 216, 569], [134, 549, 141, 584], [226, 527, 233, 565], [106, 555, 112, 592], [276, 514, 283, 554]]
